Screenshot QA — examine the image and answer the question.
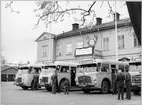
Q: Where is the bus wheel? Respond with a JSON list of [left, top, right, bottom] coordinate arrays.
[[22, 86, 28, 90], [101, 80, 109, 94], [82, 89, 90, 94], [59, 79, 69, 92]]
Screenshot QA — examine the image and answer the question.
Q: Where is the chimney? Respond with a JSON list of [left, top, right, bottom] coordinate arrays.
[[96, 17, 102, 25], [72, 23, 79, 31], [114, 12, 120, 21]]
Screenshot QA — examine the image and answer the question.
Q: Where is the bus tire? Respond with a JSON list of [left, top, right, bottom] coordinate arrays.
[[59, 79, 69, 92], [22, 86, 29, 90], [82, 89, 90, 93], [101, 80, 109, 94]]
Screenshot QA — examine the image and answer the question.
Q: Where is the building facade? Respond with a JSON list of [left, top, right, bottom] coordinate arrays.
[[36, 17, 141, 64], [1, 66, 18, 82]]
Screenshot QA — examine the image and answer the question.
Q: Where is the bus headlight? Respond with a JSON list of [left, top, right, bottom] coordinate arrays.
[[92, 77, 97, 84]]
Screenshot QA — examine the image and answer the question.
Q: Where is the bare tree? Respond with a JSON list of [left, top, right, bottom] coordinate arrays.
[[1, 56, 7, 66], [5, 1, 117, 29]]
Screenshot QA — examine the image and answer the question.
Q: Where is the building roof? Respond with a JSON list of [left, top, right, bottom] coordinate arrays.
[[56, 18, 131, 39], [35, 32, 56, 42], [1, 66, 18, 72], [36, 18, 131, 41]]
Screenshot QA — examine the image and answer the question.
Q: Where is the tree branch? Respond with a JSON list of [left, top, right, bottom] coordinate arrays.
[[5, 1, 20, 14]]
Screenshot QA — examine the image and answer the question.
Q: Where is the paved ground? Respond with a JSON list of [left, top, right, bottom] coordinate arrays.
[[1, 82, 141, 105]]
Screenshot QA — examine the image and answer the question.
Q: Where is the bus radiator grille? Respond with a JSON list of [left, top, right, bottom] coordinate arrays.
[[78, 76, 92, 84], [42, 77, 48, 82]]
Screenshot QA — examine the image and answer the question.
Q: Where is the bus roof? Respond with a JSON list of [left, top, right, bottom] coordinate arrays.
[[19, 63, 44, 68], [129, 60, 141, 64], [79, 59, 128, 65], [45, 61, 78, 67]]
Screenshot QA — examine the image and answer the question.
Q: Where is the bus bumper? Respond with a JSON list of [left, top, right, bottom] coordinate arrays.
[[131, 84, 141, 91], [78, 83, 99, 90]]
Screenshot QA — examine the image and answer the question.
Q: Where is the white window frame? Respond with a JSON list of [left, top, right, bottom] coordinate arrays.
[[42, 45, 48, 57], [56, 44, 62, 56], [77, 41, 83, 48], [133, 33, 140, 47], [66, 43, 72, 55], [103, 37, 109, 51], [118, 35, 124, 49]]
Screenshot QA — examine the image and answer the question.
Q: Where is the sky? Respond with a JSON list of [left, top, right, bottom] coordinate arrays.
[[1, 1, 129, 64]]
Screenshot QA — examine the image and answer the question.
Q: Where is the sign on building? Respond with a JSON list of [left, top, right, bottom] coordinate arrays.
[[75, 47, 93, 57]]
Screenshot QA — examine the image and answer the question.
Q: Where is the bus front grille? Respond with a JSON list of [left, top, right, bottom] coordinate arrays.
[[132, 74, 141, 84], [42, 77, 48, 83], [78, 76, 92, 84]]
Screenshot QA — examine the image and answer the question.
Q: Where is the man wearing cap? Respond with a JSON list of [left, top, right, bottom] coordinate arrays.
[[116, 69, 125, 100]]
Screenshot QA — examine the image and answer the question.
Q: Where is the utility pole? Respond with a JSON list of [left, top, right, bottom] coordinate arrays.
[[115, 1, 118, 61]]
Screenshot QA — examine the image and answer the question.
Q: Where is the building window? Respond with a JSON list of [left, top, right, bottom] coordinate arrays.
[[42, 45, 48, 57], [56, 44, 62, 56], [118, 35, 124, 49], [103, 37, 109, 51], [77, 41, 83, 48], [134, 33, 140, 47], [66, 43, 72, 55]]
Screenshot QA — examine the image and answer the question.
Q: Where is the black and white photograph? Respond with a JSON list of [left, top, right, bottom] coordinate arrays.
[[1, 1, 141, 105]]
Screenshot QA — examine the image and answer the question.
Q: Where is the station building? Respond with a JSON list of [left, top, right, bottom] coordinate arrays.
[[35, 14, 141, 64]]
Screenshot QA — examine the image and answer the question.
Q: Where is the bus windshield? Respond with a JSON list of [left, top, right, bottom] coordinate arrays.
[[17, 67, 29, 75], [129, 62, 141, 72], [77, 63, 97, 73], [41, 66, 56, 73]]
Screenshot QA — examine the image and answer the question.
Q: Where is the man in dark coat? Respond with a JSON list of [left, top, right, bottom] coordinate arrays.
[[51, 70, 58, 94], [116, 70, 125, 100], [111, 68, 117, 94], [32, 71, 39, 90], [125, 69, 132, 100], [64, 79, 69, 95]]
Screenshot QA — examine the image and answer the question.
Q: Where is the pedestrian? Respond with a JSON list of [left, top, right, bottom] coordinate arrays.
[[64, 79, 69, 95], [116, 69, 125, 100], [32, 70, 39, 90], [111, 68, 117, 94], [125, 69, 131, 100], [51, 70, 58, 94]]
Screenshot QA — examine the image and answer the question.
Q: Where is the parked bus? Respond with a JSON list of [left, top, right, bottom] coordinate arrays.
[[39, 61, 78, 91], [14, 63, 43, 90], [76, 59, 129, 94], [129, 60, 141, 95]]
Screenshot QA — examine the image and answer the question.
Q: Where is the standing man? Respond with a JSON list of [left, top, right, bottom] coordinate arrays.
[[51, 70, 58, 94], [32, 70, 39, 90], [116, 70, 125, 100], [125, 69, 131, 100], [111, 68, 117, 94], [64, 79, 69, 95]]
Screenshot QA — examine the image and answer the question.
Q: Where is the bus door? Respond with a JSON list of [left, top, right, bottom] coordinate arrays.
[[58, 66, 70, 84], [70, 67, 76, 86], [98, 63, 110, 87]]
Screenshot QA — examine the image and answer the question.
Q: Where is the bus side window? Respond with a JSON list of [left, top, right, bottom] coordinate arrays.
[[60, 66, 69, 73], [97, 63, 101, 72], [118, 65, 124, 72], [101, 64, 109, 72]]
